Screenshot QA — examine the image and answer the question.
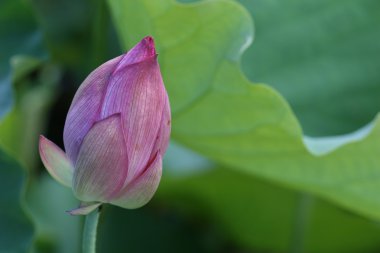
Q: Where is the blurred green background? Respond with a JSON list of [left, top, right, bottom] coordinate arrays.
[[1, 0, 380, 252]]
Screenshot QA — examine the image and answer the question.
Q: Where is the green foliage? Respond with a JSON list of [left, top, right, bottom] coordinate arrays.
[[107, 0, 380, 221], [159, 165, 380, 253], [239, 0, 380, 136], [158, 142, 380, 253], [26, 175, 81, 253], [98, 205, 219, 253], [0, 148, 34, 253], [31, 0, 121, 79], [0, 3, 59, 249], [0, 0, 45, 119], [0, 56, 60, 169]]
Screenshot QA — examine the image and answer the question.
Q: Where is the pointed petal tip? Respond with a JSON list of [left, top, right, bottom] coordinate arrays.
[[140, 36, 156, 56], [143, 35, 154, 43], [39, 135, 74, 188], [116, 36, 158, 71], [39, 135, 49, 162], [39, 134, 48, 148]]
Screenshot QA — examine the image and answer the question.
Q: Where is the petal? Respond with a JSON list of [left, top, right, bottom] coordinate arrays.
[[72, 114, 128, 203], [114, 36, 156, 70], [66, 202, 102, 216], [39, 135, 73, 187], [101, 57, 166, 184], [63, 37, 156, 165], [110, 153, 162, 209], [151, 94, 171, 158], [63, 55, 123, 164]]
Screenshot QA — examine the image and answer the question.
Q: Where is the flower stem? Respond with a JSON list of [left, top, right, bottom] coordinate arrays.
[[290, 193, 314, 253], [83, 207, 101, 253]]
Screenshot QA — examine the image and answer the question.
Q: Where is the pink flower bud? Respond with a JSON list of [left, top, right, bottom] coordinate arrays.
[[39, 37, 171, 214]]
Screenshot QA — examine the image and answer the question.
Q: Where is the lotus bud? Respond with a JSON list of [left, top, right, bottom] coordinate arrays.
[[39, 36, 171, 215]]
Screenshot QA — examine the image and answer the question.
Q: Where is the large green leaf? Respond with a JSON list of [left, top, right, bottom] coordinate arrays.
[[0, 0, 45, 119], [0, 149, 34, 252], [238, 0, 380, 136], [159, 167, 380, 253], [160, 143, 380, 253], [108, 0, 380, 220]]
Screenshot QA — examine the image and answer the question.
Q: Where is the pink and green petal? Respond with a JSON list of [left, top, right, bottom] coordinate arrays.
[[72, 114, 128, 203], [115, 36, 156, 69], [110, 154, 162, 209], [66, 202, 102, 216], [63, 56, 122, 164], [39, 135, 74, 187]]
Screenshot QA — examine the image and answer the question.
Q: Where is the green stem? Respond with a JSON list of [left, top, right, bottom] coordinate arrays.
[[83, 207, 101, 253], [290, 193, 314, 253]]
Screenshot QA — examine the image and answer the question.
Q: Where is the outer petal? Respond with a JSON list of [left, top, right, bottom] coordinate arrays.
[[66, 202, 102, 216], [72, 114, 128, 203], [151, 94, 171, 158], [114, 36, 156, 69], [110, 153, 162, 209], [100, 57, 166, 184], [63, 55, 122, 164], [39, 135, 73, 187]]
